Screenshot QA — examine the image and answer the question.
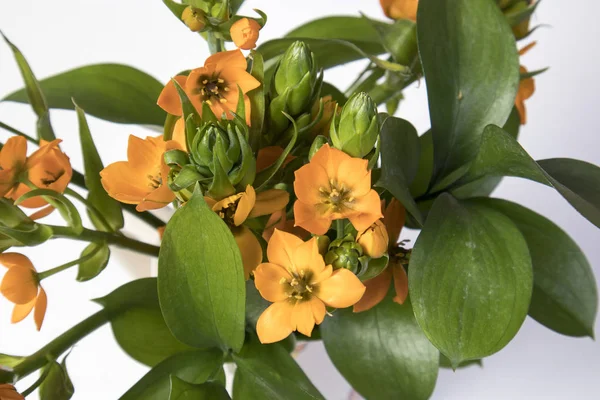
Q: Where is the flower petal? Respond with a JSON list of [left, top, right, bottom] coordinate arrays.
[[292, 237, 331, 284], [205, 49, 247, 71], [293, 200, 332, 236], [0, 136, 26, 170], [1, 265, 38, 304], [392, 263, 409, 305], [34, 286, 47, 330], [254, 262, 292, 302], [0, 253, 35, 270], [291, 299, 318, 337], [234, 186, 256, 226], [100, 162, 149, 205], [127, 135, 166, 170], [293, 162, 330, 205], [384, 198, 405, 246], [136, 184, 175, 212], [347, 190, 384, 232], [256, 301, 294, 344], [11, 296, 36, 323], [310, 144, 350, 180], [311, 297, 326, 325], [234, 226, 263, 279], [317, 268, 366, 309], [353, 269, 393, 313], [172, 118, 187, 151], [157, 75, 187, 116], [337, 157, 371, 197], [220, 68, 260, 94], [266, 229, 304, 272], [249, 189, 289, 218]]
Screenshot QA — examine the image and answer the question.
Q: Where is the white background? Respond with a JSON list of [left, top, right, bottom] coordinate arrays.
[[0, 1, 599, 399]]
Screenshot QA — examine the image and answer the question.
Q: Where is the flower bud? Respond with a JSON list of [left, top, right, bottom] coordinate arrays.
[[230, 18, 261, 50], [182, 6, 206, 32], [330, 92, 379, 158], [308, 136, 329, 161], [356, 220, 389, 258], [379, 0, 418, 21], [310, 95, 338, 139], [325, 234, 364, 273]]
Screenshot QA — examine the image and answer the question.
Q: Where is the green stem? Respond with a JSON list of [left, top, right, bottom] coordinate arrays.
[[20, 363, 52, 397], [0, 120, 37, 143], [64, 187, 115, 233], [49, 225, 160, 257], [336, 219, 345, 240], [37, 244, 102, 280], [13, 309, 112, 380], [207, 32, 224, 54]]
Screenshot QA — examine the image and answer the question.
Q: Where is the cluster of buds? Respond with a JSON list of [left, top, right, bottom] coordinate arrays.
[[181, 0, 230, 32]]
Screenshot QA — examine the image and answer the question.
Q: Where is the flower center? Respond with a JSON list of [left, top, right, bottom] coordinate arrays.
[[216, 195, 242, 227], [40, 169, 65, 186], [280, 269, 315, 302], [319, 180, 354, 212], [193, 75, 230, 106], [147, 171, 163, 189]]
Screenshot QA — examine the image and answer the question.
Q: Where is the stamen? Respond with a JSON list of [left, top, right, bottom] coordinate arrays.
[[224, 87, 230, 92], [290, 278, 299, 287], [217, 78, 224, 83], [294, 294, 303, 300], [306, 285, 313, 293], [279, 277, 287, 285], [202, 79, 208, 84], [219, 98, 227, 103]]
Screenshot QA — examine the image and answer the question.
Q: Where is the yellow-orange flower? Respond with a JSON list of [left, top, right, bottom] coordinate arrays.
[[293, 144, 382, 235], [254, 229, 365, 343], [353, 199, 409, 313], [516, 42, 537, 125], [310, 95, 339, 139], [356, 219, 389, 258], [0, 253, 47, 330], [230, 18, 261, 50], [100, 135, 180, 212], [206, 185, 289, 279], [0, 384, 24, 400], [0, 136, 70, 209], [380, 0, 418, 21], [157, 50, 260, 124]]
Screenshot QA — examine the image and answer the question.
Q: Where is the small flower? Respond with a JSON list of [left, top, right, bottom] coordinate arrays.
[[0, 253, 47, 330], [157, 50, 260, 124], [206, 185, 289, 279], [0, 384, 24, 400], [182, 6, 206, 32], [293, 144, 382, 235], [380, 0, 419, 21], [100, 135, 181, 212], [230, 17, 261, 50], [356, 219, 389, 258], [515, 42, 537, 125], [254, 229, 365, 343], [353, 199, 409, 313]]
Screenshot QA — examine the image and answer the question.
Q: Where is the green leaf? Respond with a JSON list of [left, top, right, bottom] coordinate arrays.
[[0, 353, 24, 368], [376, 116, 423, 225], [3, 64, 166, 126], [39, 360, 74, 400], [120, 349, 225, 400], [286, 16, 384, 48], [15, 189, 83, 234], [457, 125, 600, 229], [0, 198, 52, 248], [232, 334, 324, 400], [321, 297, 439, 400], [76, 242, 110, 282], [409, 194, 533, 366], [1, 31, 56, 140], [410, 130, 434, 198], [163, 0, 188, 21], [417, 0, 519, 183], [479, 198, 598, 338], [158, 188, 245, 351], [365, 17, 418, 65], [95, 278, 194, 366], [439, 354, 482, 369], [248, 50, 265, 152], [169, 377, 230, 400], [74, 102, 124, 231]]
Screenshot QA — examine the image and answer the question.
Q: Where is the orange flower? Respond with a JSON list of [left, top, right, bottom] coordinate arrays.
[[0, 137, 70, 208], [0, 253, 47, 330], [353, 199, 409, 313], [157, 50, 260, 124], [516, 42, 537, 125], [254, 229, 365, 343], [293, 144, 382, 235], [171, 118, 187, 152], [230, 18, 261, 50], [380, 0, 419, 21], [356, 219, 389, 258], [256, 146, 295, 173], [206, 185, 289, 279], [100, 135, 181, 212], [310, 95, 339, 138], [0, 384, 24, 400]]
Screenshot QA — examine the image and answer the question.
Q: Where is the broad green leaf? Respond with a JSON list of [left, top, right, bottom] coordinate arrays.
[[409, 194, 532, 366], [3, 64, 166, 126], [76, 242, 110, 282], [410, 130, 434, 198], [158, 188, 245, 351], [480, 198, 598, 337], [169, 377, 230, 400], [365, 17, 418, 65], [120, 349, 225, 400], [95, 278, 194, 366], [457, 125, 600, 229], [0, 198, 52, 248], [1, 32, 56, 140], [244, 280, 269, 329], [74, 102, 124, 231], [439, 355, 482, 369], [15, 189, 83, 234], [418, 0, 519, 183], [286, 16, 384, 44], [248, 50, 265, 152], [232, 334, 324, 400], [321, 297, 439, 400], [376, 116, 423, 225], [39, 360, 74, 400]]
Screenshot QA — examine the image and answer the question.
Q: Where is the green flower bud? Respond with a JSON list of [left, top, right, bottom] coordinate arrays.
[[182, 6, 206, 32], [330, 92, 379, 158], [308, 135, 329, 161], [325, 234, 364, 274]]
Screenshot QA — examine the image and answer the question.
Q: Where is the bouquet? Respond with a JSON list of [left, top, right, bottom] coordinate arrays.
[[0, 0, 597, 398]]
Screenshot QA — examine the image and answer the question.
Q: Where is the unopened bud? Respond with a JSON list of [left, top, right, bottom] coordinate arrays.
[[182, 6, 206, 32], [330, 92, 379, 158], [356, 220, 389, 258]]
